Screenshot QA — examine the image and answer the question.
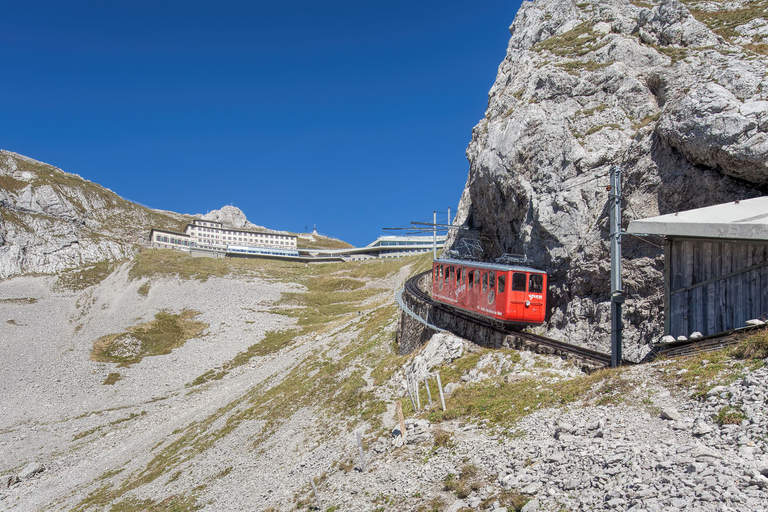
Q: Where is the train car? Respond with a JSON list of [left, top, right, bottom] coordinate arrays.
[[431, 258, 547, 325]]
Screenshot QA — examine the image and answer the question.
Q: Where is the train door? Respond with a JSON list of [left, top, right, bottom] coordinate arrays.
[[478, 270, 496, 313], [435, 264, 444, 297], [455, 266, 468, 307], [524, 273, 546, 322], [467, 268, 477, 312], [446, 265, 455, 302], [508, 272, 528, 320], [496, 272, 508, 317]]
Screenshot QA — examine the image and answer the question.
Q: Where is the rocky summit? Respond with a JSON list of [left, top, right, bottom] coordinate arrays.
[[449, 0, 768, 359]]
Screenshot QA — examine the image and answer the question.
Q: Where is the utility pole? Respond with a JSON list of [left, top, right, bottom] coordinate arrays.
[[433, 210, 437, 259], [447, 207, 451, 227], [609, 166, 624, 368]]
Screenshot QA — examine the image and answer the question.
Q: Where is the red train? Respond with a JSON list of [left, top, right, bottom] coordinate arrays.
[[431, 258, 547, 325]]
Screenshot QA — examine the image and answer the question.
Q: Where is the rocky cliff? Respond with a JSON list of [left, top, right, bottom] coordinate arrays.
[[0, 151, 187, 278], [450, 0, 768, 359]]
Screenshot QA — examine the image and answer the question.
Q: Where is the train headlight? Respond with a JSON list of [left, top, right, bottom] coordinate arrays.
[[525, 300, 531, 308]]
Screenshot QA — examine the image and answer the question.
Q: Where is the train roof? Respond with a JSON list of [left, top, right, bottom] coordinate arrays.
[[434, 257, 545, 274]]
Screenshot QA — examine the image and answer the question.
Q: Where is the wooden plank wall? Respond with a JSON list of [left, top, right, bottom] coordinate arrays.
[[668, 238, 768, 337]]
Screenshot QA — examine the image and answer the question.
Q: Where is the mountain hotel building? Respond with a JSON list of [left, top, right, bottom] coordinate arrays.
[[150, 218, 298, 257]]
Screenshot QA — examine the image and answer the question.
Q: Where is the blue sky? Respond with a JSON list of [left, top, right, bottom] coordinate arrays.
[[2, 0, 523, 246]]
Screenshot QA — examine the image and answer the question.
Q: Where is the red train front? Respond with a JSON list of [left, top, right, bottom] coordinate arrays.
[[431, 258, 547, 325]]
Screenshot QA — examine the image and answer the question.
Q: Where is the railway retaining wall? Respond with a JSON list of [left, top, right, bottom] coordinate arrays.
[[397, 273, 510, 355]]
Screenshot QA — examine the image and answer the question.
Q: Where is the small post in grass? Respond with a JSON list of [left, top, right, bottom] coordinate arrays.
[[356, 431, 366, 472], [436, 372, 446, 412], [424, 374, 433, 407], [414, 378, 421, 411], [396, 400, 406, 438], [309, 476, 322, 509]]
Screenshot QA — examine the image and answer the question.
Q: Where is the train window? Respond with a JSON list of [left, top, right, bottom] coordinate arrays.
[[445, 266, 450, 284], [462, 269, 467, 284], [482, 272, 488, 291], [529, 274, 544, 293], [468, 270, 474, 288], [489, 272, 495, 289], [498, 275, 505, 293], [512, 273, 526, 291], [456, 268, 462, 283]]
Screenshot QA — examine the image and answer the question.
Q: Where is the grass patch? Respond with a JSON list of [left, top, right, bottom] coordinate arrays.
[[688, 3, 768, 40], [429, 367, 620, 426], [56, 261, 120, 291], [656, 45, 689, 63], [658, 329, 768, 398], [138, 281, 151, 297], [743, 42, 768, 55], [533, 22, 609, 56], [731, 330, 768, 360], [583, 123, 622, 137], [91, 310, 207, 367], [295, 235, 353, 250], [715, 406, 747, 425], [633, 111, 661, 131], [103, 373, 122, 385], [74, 492, 199, 512], [443, 464, 481, 499], [0, 297, 38, 304]]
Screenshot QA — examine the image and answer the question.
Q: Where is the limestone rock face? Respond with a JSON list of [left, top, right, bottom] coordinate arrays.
[[201, 205, 266, 231], [450, 0, 768, 358], [0, 151, 187, 278]]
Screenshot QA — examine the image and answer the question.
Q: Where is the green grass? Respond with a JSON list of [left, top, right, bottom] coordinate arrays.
[[658, 329, 767, 398], [425, 362, 625, 427], [0, 297, 38, 304], [138, 281, 151, 296], [533, 22, 609, 57], [715, 406, 747, 425], [295, 235, 353, 250], [633, 112, 661, 131], [56, 261, 121, 291], [687, 2, 768, 40], [91, 310, 208, 367], [583, 123, 622, 137], [103, 373, 122, 385], [94, 254, 423, 504]]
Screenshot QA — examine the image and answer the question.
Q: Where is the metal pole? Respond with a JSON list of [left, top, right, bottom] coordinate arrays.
[[610, 166, 624, 368], [448, 207, 451, 227], [433, 210, 437, 259], [356, 431, 366, 472], [309, 476, 322, 509], [436, 372, 446, 411]]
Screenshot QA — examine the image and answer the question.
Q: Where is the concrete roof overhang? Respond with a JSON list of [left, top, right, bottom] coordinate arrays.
[[626, 196, 768, 241]]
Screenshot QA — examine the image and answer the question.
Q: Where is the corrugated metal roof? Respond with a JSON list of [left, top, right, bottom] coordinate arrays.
[[627, 196, 768, 240]]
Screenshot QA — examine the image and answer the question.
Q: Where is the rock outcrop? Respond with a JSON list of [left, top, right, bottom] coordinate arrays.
[[200, 205, 266, 231], [0, 151, 187, 278], [449, 0, 768, 359]]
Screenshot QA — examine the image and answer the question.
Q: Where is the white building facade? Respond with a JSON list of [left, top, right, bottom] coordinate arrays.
[[150, 218, 298, 256]]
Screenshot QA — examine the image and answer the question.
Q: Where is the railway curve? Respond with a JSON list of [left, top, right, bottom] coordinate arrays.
[[398, 270, 612, 371]]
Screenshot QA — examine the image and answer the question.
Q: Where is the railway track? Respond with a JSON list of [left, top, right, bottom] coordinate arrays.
[[403, 271, 765, 368], [402, 271, 613, 368], [646, 324, 766, 361]]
